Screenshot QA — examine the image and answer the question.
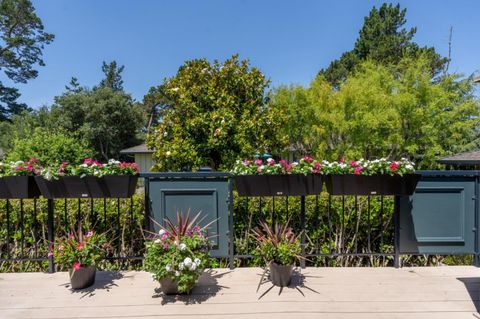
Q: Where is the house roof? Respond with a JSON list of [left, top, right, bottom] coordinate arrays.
[[438, 150, 480, 165], [474, 77, 480, 83], [119, 144, 153, 154]]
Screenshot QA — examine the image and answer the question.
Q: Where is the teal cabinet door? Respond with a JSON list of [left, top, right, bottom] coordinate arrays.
[[149, 179, 230, 257], [400, 177, 476, 254]]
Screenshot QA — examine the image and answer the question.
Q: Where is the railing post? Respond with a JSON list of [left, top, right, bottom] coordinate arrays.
[[393, 195, 401, 268], [474, 174, 480, 267], [300, 195, 306, 269], [47, 199, 55, 273], [144, 177, 151, 232], [228, 178, 235, 270]]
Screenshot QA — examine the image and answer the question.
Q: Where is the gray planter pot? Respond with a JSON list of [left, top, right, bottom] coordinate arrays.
[[269, 262, 293, 287], [69, 266, 96, 290], [159, 277, 195, 295]]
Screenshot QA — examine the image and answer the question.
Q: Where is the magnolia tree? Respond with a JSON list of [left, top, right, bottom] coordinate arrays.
[[146, 55, 287, 171]]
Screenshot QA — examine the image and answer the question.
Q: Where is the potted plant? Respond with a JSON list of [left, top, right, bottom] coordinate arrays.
[[232, 156, 323, 196], [252, 221, 301, 287], [144, 211, 213, 294], [323, 158, 421, 196], [35, 158, 139, 198], [51, 228, 109, 290], [0, 159, 41, 199]]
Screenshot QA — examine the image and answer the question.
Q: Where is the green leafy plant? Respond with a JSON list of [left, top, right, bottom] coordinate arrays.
[[0, 158, 42, 177], [51, 227, 110, 270], [143, 211, 214, 293], [251, 221, 301, 266]]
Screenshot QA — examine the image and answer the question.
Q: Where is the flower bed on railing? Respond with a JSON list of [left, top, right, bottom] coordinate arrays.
[[0, 158, 139, 199], [232, 156, 419, 196]]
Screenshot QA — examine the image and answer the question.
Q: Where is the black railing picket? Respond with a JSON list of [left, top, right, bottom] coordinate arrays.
[[315, 195, 319, 254], [367, 196, 371, 253], [64, 199, 68, 232], [20, 199, 24, 258], [117, 198, 121, 256], [103, 198, 107, 229], [6, 199, 10, 259], [380, 196, 384, 248], [272, 196, 275, 226], [33, 199, 38, 258]]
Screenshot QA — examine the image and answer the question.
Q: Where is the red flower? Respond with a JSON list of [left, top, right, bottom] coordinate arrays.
[[77, 242, 84, 250], [354, 166, 363, 175], [349, 160, 357, 167], [73, 262, 81, 270], [102, 242, 109, 249], [312, 162, 321, 173], [390, 162, 398, 171], [303, 155, 314, 163]]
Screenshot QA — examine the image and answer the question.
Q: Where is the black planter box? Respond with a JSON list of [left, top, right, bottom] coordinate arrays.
[[324, 174, 421, 196], [0, 176, 41, 199], [100, 175, 138, 198], [35, 176, 92, 198], [234, 174, 322, 197]]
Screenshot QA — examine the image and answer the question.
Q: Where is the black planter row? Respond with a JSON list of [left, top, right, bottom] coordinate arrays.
[[235, 174, 421, 197], [0, 175, 138, 199]]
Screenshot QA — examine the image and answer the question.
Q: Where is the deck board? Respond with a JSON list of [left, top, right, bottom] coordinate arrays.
[[1, 267, 480, 319]]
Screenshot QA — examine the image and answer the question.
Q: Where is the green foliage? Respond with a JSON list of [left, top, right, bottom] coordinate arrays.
[[53, 228, 109, 269], [251, 221, 301, 266], [53, 86, 144, 160], [6, 128, 93, 164], [143, 212, 213, 293], [319, 3, 446, 87], [146, 54, 287, 171], [97, 61, 125, 92], [0, 0, 54, 120], [273, 56, 479, 168]]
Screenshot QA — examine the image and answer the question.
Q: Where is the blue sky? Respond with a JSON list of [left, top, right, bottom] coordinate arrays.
[[6, 0, 480, 107]]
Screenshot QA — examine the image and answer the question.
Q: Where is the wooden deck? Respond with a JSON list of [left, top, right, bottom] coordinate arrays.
[[1, 266, 480, 319]]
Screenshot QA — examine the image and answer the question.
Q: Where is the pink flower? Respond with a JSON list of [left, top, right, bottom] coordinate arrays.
[[86, 230, 93, 238], [73, 262, 81, 270], [242, 159, 251, 166], [339, 158, 345, 163], [303, 155, 314, 163], [257, 165, 264, 173], [162, 244, 168, 249], [47, 252, 54, 257], [254, 159, 263, 165], [354, 166, 363, 175], [68, 233, 74, 239], [266, 158, 275, 165], [313, 162, 321, 173], [102, 242, 109, 249], [349, 160, 357, 167], [161, 234, 168, 241], [390, 162, 398, 171], [77, 242, 84, 250]]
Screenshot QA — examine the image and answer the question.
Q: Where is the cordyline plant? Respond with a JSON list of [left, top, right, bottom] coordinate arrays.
[[251, 221, 302, 266], [50, 226, 111, 270], [143, 211, 215, 293], [231, 156, 415, 176]]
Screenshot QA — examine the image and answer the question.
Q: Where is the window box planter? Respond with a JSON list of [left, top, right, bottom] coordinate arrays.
[[35, 176, 92, 198], [324, 174, 421, 196], [234, 174, 322, 197], [100, 175, 138, 198], [0, 176, 41, 199], [69, 266, 96, 290]]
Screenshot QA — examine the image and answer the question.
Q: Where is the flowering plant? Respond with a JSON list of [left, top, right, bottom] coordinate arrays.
[[0, 158, 41, 177], [232, 156, 415, 176], [231, 156, 322, 176], [320, 158, 415, 176], [251, 221, 301, 266], [39, 159, 139, 180], [51, 228, 109, 270], [143, 211, 214, 293]]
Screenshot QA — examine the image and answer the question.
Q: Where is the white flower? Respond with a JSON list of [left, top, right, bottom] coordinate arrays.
[[179, 243, 187, 250], [178, 262, 185, 270], [154, 239, 161, 244], [166, 151, 171, 156], [183, 257, 192, 267], [194, 258, 201, 266], [171, 87, 179, 92], [189, 262, 197, 271], [175, 271, 180, 276], [158, 229, 166, 236], [165, 264, 172, 272]]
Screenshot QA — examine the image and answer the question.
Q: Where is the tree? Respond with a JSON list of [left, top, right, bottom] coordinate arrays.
[[6, 128, 93, 164], [277, 55, 479, 169], [53, 85, 144, 160], [97, 61, 124, 92], [0, 0, 54, 120], [319, 3, 446, 87], [146, 54, 287, 171]]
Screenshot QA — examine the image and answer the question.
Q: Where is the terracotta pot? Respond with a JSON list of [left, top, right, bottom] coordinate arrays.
[[269, 262, 293, 287], [69, 266, 96, 290]]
